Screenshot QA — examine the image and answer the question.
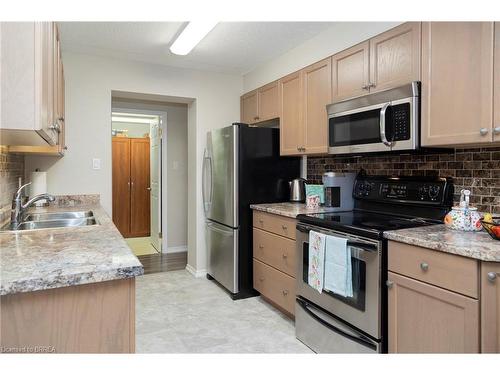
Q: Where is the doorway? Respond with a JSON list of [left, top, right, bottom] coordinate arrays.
[[111, 111, 161, 256]]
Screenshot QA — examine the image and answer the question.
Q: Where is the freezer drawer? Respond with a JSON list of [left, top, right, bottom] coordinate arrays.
[[295, 298, 380, 353], [206, 220, 239, 294]]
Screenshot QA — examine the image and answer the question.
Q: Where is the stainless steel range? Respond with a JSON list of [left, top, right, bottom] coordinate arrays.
[[295, 172, 454, 353]]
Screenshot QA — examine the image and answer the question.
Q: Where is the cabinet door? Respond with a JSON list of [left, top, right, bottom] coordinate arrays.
[[494, 22, 500, 142], [258, 81, 279, 122], [332, 41, 369, 102], [112, 138, 131, 237], [421, 22, 494, 146], [240, 90, 258, 124], [388, 271, 479, 353], [130, 138, 151, 237], [279, 71, 303, 155], [369, 22, 421, 93], [303, 58, 331, 154], [481, 262, 500, 353]]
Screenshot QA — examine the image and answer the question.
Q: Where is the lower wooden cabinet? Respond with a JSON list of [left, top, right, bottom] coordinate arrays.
[[481, 262, 500, 353], [388, 271, 479, 353]]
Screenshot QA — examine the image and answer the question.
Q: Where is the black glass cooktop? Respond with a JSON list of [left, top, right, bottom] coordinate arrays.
[[297, 210, 441, 240]]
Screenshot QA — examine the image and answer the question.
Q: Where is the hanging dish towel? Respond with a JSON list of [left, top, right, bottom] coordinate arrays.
[[324, 235, 353, 298], [308, 230, 326, 293]]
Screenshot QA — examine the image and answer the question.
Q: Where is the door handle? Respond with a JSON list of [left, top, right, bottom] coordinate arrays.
[[147, 187, 151, 191], [379, 102, 393, 147]]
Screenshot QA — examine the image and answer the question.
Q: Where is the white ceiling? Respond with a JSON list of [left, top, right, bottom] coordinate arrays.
[[58, 22, 335, 75]]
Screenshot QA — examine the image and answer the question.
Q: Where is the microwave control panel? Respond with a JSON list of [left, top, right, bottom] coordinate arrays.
[[388, 103, 411, 141]]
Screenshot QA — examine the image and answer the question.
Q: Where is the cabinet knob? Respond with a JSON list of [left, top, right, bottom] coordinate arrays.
[[487, 272, 498, 283], [282, 253, 288, 259], [259, 277, 265, 282], [258, 244, 264, 249], [480, 128, 489, 136], [282, 290, 289, 296], [369, 82, 376, 88], [420, 262, 429, 272], [49, 123, 61, 133], [259, 219, 263, 224], [362, 84, 369, 90], [281, 224, 288, 230], [494, 127, 500, 135], [386, 280, 394, 289], [296, 146, 301, 151]]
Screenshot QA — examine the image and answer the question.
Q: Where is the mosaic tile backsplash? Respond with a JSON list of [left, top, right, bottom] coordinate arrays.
[[307, 147, 500, 214], [0, 147, 25, 226]]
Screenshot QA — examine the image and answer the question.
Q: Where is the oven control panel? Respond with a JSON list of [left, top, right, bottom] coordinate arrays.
[[354, 177, 452, 205]]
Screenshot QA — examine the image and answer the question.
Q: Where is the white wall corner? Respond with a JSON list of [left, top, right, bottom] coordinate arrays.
[[185, 264, 207, 278]]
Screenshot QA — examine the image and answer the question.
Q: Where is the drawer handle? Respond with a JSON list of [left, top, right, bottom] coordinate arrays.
[[487, 272, 498, 283], [282, 253, 288, 259], [281, 225, 288, 230], [420, 262, 429, 272], [259, 244, 264, 249], [282, 290, 289, 296]]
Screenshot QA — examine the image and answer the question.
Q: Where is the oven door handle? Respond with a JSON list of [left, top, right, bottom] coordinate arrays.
[[347, 241, 378, 253], [379, 102, 393, 148], [297, 298, 377, 351]]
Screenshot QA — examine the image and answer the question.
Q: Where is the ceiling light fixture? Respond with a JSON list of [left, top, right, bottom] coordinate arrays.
[[170, 21, 218, 56]]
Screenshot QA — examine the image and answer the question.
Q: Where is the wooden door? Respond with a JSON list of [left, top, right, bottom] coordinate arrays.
[[388, 271, 479, 353], [130, 138, 150, 237], [303, 57, 331, 155], [421, 22, 494, 146], [257, 80, 280, 122], [369, 22, 421, 93], [494, 22, 500, 143], [279, 71, 303, 155], [240, 90, 258, 124], [332, 41, 370, 102], [481, 262, 500, 353], [112, 137, 131, 237]]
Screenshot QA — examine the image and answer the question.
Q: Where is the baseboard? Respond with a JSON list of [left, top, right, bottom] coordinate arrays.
[[185, 264, 207, 278], [163, 245, 187, 254]]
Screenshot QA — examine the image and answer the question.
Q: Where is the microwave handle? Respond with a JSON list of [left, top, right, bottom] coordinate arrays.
[[379, 102, 393, 147]]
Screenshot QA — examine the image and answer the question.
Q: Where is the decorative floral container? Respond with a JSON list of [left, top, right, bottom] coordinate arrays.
[[444, 206, 482, 232]]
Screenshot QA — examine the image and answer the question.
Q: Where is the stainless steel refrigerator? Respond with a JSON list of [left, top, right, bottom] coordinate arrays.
[[203, 123, 300, 299]]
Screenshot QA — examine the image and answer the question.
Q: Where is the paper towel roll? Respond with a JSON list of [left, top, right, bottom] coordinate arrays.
[[30, 171, 47, 206]]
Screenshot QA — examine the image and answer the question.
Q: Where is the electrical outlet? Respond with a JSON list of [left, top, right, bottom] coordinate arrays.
[[92, 158, 101, 170]]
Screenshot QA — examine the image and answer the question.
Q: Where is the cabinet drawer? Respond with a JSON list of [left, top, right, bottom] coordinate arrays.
[[388, 241, 479, 298], [253, 259, 296, 316], [253, 211, 297, 240], [253, 228, 296, 277]]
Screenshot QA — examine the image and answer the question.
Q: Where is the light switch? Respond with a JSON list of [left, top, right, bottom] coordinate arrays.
[[92, 158, 101, 170]]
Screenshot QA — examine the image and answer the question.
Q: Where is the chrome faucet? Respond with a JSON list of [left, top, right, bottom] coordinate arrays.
[[11, 182, 55, 229]]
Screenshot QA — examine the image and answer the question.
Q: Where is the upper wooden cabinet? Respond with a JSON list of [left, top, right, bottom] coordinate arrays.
[[369, 22, 421, 93], [332, 23, 421, 102], [0, 22, 65, 155], [421, 22, 495, 146], [494, 22, 500, 143], [279, 58, 331, 156], [332, 41, 370, 102], [279, 71, 303, 155], [240, 81, 280, 124], [481, 262, 500, 353]]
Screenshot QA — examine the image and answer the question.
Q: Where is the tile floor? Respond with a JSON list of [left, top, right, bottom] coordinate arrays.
[[125, 237, 159, 256], [136, 270, 313, 353]]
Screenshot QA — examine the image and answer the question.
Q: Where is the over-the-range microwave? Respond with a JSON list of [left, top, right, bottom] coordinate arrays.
[[327, 81, 420, 155]]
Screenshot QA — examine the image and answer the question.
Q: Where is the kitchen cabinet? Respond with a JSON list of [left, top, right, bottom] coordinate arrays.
[[331, 41, 370, 102], [421, 22, 495, 146], [240, 90, 258, 124], [0, 22, 66, 154], [481, 262, 500, 353], [387, 271, 479, 353], [279, 58, 331, 156], [240, 81, 280, 124], [279, 71, 303, 156], [494, 22, 500, 142], [112, 137, 151, 238], [369, 22, 421, 94], [252, 210, 297, 316]]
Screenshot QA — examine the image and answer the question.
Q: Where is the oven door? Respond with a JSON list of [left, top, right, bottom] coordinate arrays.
[[296, 222, 382, 339], [328, 97, 417, 155]]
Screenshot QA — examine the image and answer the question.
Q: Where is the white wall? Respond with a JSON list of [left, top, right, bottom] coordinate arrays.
[[112, 121, 151, 138], [25, 52, 242, 274], [243, 22, 402, 92]]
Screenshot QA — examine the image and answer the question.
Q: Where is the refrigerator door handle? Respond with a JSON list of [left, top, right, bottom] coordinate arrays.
[[202, 149, 212, 214], [206, 221, 234, 235]]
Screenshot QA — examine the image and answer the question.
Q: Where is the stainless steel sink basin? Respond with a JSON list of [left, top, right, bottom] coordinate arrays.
[[24, 210, 94, 222], [14, 217, 97, 231]]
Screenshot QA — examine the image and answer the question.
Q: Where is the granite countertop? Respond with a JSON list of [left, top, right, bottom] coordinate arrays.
[[250, 202, 339, 218], [384, 225, 500, 262], [0, 201, 143, 296]]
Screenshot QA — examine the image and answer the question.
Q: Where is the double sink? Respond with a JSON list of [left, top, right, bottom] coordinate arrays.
[[4, 210, 98, 231]]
